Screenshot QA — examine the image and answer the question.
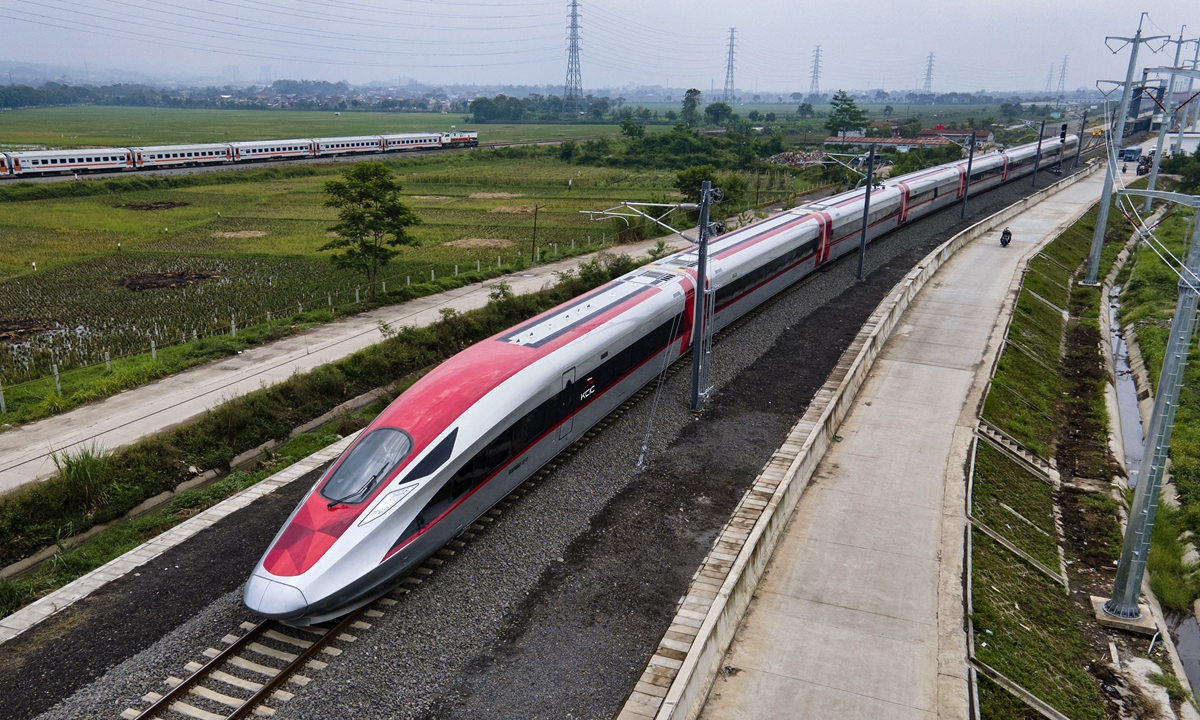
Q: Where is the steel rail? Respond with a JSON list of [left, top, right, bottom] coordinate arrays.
[[228, 609, 368, 720], [133, 619, 271, 719]]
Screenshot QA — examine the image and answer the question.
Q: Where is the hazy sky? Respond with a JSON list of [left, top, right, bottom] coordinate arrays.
[[2, 0, 1198, 93]]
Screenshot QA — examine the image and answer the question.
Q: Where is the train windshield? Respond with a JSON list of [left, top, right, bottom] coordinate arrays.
[[320, 428, 412, 506]]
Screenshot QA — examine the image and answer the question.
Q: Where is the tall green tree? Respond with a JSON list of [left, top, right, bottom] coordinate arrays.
[[704, 101, 733, 126], [796, 102, 815, 118], [321, 162, 421, 299], [681, 88, 702, 127], [824, 90, 868, 146], [620, 116, 646, 138]]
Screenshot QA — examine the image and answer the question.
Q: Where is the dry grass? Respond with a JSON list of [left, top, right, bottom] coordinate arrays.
[[469, 192, 523, 199], [212, 230, 268, 238], [444, 237, 515, 248]]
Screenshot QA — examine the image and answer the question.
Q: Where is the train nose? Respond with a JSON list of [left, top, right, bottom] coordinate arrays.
[[244, 574, 309, 619]]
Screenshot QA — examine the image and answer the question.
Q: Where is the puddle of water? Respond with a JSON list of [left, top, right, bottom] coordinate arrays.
[[1110, 285, 1145, 487], [1169, 613, 1200, 694]]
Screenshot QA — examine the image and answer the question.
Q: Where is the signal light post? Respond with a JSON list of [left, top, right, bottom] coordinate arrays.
[[960, 132, 977, 220], [1030, 120, 1047, 188], [856, 145, 876, 281]]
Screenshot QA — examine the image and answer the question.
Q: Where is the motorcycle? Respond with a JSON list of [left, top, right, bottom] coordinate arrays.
[[1000, 228, 1012, 248]]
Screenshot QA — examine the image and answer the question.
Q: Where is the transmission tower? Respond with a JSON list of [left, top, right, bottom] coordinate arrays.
[[563, 0, 583, 116], [1056, 55, 1069, 96], [1044, 63, 1054, 93], [923, 52, 934, 94], [808, 45, 821, 98], [722, 28, 736, 103]]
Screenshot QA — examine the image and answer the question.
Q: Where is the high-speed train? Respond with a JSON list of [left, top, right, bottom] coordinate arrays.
[[0, 131, 477, 177], [244, 133, 1079, 624]]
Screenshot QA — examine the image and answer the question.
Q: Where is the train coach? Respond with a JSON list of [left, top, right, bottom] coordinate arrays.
[[244, 134, 1078, 625], [0, 129, 480, 176]]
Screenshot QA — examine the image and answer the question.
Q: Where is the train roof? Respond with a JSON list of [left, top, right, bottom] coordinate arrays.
[[6, 147, 132, 157], [131, 143, 231, 152], [229, 138, 314, 147]]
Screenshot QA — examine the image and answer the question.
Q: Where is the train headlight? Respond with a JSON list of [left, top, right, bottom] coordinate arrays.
[[360, 484, 417, 526]]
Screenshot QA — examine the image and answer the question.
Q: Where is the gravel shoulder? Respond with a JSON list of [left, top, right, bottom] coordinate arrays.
[[20, 170, 1085, 720]]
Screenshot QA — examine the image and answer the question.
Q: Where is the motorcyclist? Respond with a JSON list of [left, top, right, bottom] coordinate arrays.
[[1000, 227, 1012, 247]]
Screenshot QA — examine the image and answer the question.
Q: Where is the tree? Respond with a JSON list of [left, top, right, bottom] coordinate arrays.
[[790, 92, 803, 102], [681, 89, 702, 126], [898, 118, 922, 138], [620, 116, 645, 138], [883, 105, 894, 118], [824, 90, 868, 146], [765, 112, 776, 122], [797, 102, 815, 118], [674, 164, 718, 203], [321, 162, 421, 300], [704, 101, 733, 126]]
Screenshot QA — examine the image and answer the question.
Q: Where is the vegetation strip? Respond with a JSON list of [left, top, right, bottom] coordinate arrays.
[[966, 180, 1200, 719], [617, 164, 1099, 720]]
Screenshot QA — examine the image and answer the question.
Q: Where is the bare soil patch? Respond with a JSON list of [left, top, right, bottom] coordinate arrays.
[[469, 192, 523, 199], [410, 195, 452, 200], [444, 238, 515, 249], [212, 230, 267, 239], [489, 205, 534, 214], [113, 201, 191, 211], [115, 271, 220, 291], [0, 318, 50, 342]]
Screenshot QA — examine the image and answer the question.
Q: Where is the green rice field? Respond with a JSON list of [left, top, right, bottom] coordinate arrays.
[[0, 106, 632, 150]]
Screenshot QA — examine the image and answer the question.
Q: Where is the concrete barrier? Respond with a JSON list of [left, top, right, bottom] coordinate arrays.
[[618, 161, 1102, 720]]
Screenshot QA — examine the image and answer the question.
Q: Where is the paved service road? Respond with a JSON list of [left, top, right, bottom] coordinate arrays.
[[0, 237, 674, 493], [698, 171, 1105, 719]]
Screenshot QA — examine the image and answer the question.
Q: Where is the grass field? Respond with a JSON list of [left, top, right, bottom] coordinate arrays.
[[0, 150, 707, 387], [0, 106, 633, 149]]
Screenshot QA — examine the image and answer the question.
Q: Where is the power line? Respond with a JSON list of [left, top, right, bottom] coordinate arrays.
[[922, 52, 934, 94], [563, 0, 583, 115], [722, 28, 736, 103]]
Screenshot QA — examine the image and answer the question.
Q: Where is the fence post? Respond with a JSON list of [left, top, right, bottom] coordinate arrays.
[[554, 243, 558, 256], [105, 350, 111, 370], [328, 294, 332, 306], [53, 364, 60, 394], [0, 380, 6, 414], [431, 269, 435, 281], [231, 317, 237, 338], [476, 259, 480, 272], [498, 255, 501, 267], [151, 339, 156, 360], [455, 265, 459, 276], [355, 288, 360, 303], [571, 238, 575, 250], [407, 275, 411, 286], [382, 280, 386, 294]]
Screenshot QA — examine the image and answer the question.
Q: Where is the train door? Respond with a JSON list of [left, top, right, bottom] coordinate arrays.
[[0, 155, 7, 176], [12, 157, 20, 174], [1000, 154, 1009, 182], [558, 367, 576, 439], [815, 211, 833, 264]]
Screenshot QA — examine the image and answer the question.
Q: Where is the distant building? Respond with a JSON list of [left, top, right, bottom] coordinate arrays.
[[823, 136, 956, 153], [916, 128, 994, 145]]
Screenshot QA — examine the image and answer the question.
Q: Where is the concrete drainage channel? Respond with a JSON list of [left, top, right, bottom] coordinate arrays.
[[8, 165, 1105, 720]]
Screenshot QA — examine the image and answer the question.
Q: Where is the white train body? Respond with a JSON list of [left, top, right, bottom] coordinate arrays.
[[1, 128, 481, 177], [244, 136, 1078, 624], [133, 144, 232, 168]]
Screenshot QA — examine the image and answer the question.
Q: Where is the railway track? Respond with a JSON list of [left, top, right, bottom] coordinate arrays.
[[112, 160, 1104, 719]]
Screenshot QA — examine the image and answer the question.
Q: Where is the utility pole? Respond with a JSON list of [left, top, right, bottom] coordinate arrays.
[[1104, 188, 1200, 620], [531, 204, 545, 260], [808, 46, 821, 99], [1031, 120, 1046, 188], [1178, 39, 1200, 152], [856, 145, 876, 281], [722, 28, 736, 104], [923, 53, 934, 94], [563, 0, 583, 116], [961, 131, 977, 219], [691, 181, 719, 413], [1074, 109, 1088, 169], [1056, 56, 1070, 105], [1083, 15, 1168, 285], [1145, 27, 1189, 213]]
